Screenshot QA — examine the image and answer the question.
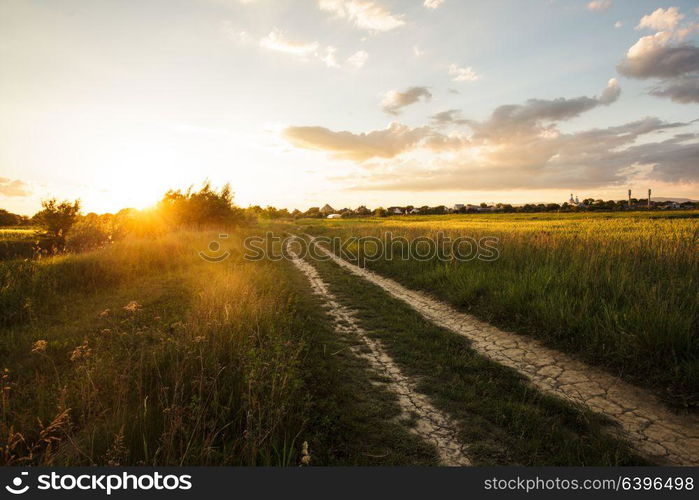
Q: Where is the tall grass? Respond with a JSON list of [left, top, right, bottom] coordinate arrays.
[[301, 212, 699, 408], [0, 231, 309, 465]]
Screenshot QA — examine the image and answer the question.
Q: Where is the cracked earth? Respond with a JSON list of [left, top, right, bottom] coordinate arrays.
[[287, 241, 471, 466], [303, 234, 699, 466]]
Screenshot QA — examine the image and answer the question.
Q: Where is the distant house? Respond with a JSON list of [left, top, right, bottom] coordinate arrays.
[[327, 213, 342, 219], [409, 207, 421, 214], [453, 204, 465, 211], [387, 206, 404, 215], [320, 204, 336, 216]]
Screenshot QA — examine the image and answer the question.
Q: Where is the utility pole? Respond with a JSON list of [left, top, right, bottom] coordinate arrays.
[[648, 189, 652, 209], [628, 189, 631, 208]]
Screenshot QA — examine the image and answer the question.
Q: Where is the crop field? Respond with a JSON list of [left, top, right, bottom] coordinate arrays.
[[0, 211, 697, 466], [298, 211, 699, 409]]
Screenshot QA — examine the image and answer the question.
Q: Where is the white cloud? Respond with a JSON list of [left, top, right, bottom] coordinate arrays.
[[346, 50, 369, 69], [257, 28, 368, 71], [260, 29, 319, 57], [423, 0, 444, 10], [320, 46, 339, 68], [449, 64, 481, 82], [636, 7, 684, 32], [413, 45, 425, 57], [614, 21, 623, 29], [587, 0, 612, 12], [318, 0, 405, 32], [618, 7, 699, 103]]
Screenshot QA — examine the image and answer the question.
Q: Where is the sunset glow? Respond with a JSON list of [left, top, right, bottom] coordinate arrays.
[[1, 0, 697, 214]]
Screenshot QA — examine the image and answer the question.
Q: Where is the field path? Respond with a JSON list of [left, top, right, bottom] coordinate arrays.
[[286, 241, 471, 466], [303, 234, 699, 466]]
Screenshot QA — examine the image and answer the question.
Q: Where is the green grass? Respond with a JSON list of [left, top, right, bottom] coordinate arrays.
[[297, 211, 699, 409], [0, 228, 42, 260], [0, 230, 444, 466], [307, 249, 646, 465]]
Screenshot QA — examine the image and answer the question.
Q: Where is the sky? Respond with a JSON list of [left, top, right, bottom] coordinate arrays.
[[0, 0, 698, 215]]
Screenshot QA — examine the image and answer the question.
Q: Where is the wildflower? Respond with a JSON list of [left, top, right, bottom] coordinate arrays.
[[300, 441, 311, 466], [31, 340, 48, 353], [98, 309, 110, 318], [123, 301, 141, 313], [70, 341, 92, 362]]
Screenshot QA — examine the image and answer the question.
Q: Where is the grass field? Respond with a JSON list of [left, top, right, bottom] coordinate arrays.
[[298, 211, 699, 409], [0, 223, 655, 465], [0, 228, 40, 260]]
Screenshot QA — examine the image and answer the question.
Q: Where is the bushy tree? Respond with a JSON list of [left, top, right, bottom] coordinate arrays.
[[0, 209, 27, 226], [33, 198, 81, 248], [158, 182, 243, 228]]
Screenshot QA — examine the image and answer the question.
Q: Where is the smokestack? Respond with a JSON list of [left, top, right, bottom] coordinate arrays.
[[648, 189, 651, 209], [628, 189, 631, 208]]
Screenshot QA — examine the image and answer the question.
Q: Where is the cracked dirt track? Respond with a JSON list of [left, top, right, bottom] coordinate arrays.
[[304, 234, 699, 466], [287, 241, 471, 466]]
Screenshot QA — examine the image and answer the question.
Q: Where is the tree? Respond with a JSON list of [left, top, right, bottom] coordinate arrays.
[[0, 209, 23, 226], [374, 207, 387, 217], [355, 205, 371, 216], [304, 207, 321, 218], [158, 182, 243, 227], [34, 198, 81, 248]]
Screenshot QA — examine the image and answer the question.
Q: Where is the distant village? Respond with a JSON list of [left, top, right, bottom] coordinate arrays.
[[1, 189, 696, 226], [307, 190, 697, 219]]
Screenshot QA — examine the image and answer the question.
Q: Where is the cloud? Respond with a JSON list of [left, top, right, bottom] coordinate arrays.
[[260, 29, 319, 57], [413, 45, 425, 57], [0, 178, 31, 197], [618, 7, 699, 103], [346, 50, 369, 69], [469, 79, 620, 140], [345, 117, 696, 191], [649, 75, 699, 103], [258, 28, 368, 70], [318, 0, 404, 32], [449, 64, 480, 82], [320, 46, 339, 68], [430, 109, 468, 126], [637, 7, 684, 32], [622, 133, 699, 183], [618, 40, 699, 79], [282, 122, 433, 161], [284, 81, 697, 191], [381, 86, 432, 115], [424, 0, 444, 9], [587, 0, 612, 12], [614, 21, 623, 28]]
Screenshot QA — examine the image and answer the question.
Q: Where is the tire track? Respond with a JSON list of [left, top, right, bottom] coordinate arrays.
[[286, 240, 471, 466], [304, 234, 699, 466]]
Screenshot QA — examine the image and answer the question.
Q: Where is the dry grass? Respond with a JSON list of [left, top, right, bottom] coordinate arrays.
[[0, 231, 309, 465]]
